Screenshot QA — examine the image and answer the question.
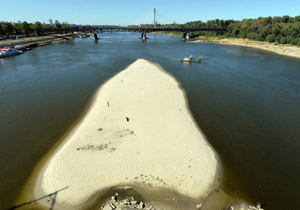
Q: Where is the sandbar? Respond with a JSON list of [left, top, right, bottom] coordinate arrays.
[[34, 59, 219, 209]]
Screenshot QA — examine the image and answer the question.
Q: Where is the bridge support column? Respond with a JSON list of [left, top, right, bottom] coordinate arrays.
[[183, 32, 190, 41], [182, 32, 190, 41], [140, 31, 147, 41], [93, 32, 99, 41]]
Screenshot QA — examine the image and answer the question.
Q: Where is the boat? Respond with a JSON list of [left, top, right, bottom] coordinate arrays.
[[180, 57, 202, 63], [0, 47, 23, 58], [14, 45, 27, 52]]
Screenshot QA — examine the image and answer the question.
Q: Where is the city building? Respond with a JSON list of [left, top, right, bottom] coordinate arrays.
[[49, 19, 53, 25]]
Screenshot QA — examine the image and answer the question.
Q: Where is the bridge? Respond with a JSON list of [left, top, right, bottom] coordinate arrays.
[[91, 27, 226, 33], [90, 27, 227, 41], [89, 9, 227, 41]]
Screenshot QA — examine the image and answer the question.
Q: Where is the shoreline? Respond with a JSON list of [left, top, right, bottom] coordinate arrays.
[[0, 33, 83, 48], [153, 32, 300, 59], [28, 59, 220, 209], [190, 36, 300, 59]]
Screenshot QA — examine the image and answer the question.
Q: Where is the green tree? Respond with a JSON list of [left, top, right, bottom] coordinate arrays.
[[61, 22, 70, 32], [0, 24, 3, 35], [20, 21, 32, 36], [44, 24, 54, 33], [293, 37, 300, 46], [54, 23, 62, 32], [239, 31, 247, 38], [282, 24, 293, 37], [248, 32, 258, 40], [286, 36, 294, 44], [276, 35, 282, 43], [31, 21, 42, 36], [280, 37, 287, 44], [1, 22, 14, 35], [282, 15, 292, 23], [272, 24, 281, 36], [13, 23, 23, 34], [272, 16, 282, 24], [266, 34, 276, 42], [291, 23, 300, 37]]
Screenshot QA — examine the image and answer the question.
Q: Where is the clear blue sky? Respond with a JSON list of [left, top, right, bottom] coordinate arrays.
[[1, 0, 299, 25]]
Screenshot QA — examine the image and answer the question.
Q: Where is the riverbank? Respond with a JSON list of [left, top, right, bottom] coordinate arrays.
[[0, 33, 82, 48], [191, 36, 300, 59], [32, 59, 219, 209], [153, 32, 300, 59]]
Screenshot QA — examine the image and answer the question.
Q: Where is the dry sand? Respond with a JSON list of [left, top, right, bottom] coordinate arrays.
[[34, 59, 219, 209], [192, 37, 300, 59]]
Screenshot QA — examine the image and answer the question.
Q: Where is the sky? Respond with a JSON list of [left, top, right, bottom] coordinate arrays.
[[1, 0, 299, 25]]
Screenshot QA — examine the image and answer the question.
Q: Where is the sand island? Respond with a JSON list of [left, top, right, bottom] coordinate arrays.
[[33, 59, 219, 209]]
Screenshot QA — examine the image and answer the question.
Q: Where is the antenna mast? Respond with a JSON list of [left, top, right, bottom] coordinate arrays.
[[154, 8, 156, 29]]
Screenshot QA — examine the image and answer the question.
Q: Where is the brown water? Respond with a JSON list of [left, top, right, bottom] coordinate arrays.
[[1, 33, 300, 210]]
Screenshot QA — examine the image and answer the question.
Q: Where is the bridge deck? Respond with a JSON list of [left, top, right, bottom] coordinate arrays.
[[94, 27, 227, 33]]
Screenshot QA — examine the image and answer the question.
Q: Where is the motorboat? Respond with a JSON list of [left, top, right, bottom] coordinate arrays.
[[0, 47, 23, 58], [180, 57, 202, 63], [14, 45, 27, 52]]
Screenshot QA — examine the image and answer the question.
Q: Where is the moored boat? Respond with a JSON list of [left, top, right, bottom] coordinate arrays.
[[0, 47, 23, 58], [14, 45, 27, 52]]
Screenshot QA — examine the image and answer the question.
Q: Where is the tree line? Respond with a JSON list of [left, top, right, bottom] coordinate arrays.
[[132, 15, 300, 46], [0, 21, 94, 37]]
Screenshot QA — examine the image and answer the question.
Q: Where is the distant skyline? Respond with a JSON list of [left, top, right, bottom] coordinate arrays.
[[1, 0, 299, 25]]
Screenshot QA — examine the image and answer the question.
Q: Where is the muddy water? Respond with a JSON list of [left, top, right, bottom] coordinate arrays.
[[1, 32, 300, 210]]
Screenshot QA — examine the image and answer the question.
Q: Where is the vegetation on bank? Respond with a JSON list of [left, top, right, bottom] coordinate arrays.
[[0, 21, 94, 37], [132, 15, 300, 46]]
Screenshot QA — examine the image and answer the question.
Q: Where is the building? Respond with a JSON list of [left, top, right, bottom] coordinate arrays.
[[49, 19, 53, 25], [55, 20, 59, 24]]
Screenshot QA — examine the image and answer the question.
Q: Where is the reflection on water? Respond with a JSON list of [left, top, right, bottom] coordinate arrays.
[[1, 32, 300, 210]]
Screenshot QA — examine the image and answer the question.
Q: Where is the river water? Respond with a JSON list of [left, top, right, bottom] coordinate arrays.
[[0, 32, 300, 210]]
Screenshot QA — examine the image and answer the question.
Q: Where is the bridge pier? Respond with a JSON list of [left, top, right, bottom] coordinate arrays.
[[93, 32, 99, 41], [140, 31, 148, 41], [183, 32, 190, 41]]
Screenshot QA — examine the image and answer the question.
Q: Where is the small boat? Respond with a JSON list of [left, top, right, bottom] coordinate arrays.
[[0, 47, 23, 58], [180, 57, 202, 63], [14, 45, 27, 52]]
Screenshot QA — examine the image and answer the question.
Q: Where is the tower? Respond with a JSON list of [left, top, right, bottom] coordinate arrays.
[[154, 8, 156, 29]]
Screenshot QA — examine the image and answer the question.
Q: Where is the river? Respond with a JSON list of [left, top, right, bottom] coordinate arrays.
[[0, 32, 300, 210]]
